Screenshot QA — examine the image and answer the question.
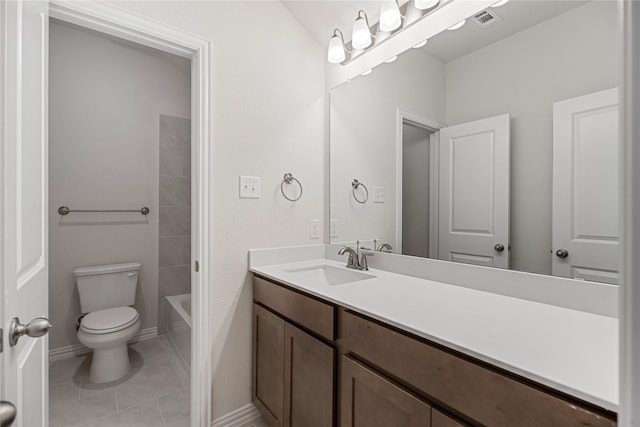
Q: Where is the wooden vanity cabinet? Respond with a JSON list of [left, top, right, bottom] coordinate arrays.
[[253, 276, 335, 427], [253, 274, 616, 427]]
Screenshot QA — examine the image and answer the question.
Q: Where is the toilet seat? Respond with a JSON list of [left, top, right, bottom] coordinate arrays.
[[80, 306, 139, 335]]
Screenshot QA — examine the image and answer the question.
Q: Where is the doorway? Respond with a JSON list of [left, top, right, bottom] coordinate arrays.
[[48, 18, 192, 426], [1, 2, 211, 426], [401, 122, 434, 258]]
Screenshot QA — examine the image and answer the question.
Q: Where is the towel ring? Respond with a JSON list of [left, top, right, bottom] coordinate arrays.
[[281, 172, 303, 202], [352, 179, 369, 204]]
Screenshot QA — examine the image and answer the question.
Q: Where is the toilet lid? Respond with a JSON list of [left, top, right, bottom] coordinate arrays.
[[80, 307, 139, 334]]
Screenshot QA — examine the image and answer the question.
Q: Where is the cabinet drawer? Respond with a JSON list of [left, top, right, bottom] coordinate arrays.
[[339, 309, 615, 427], [253, 275, 335, 341]]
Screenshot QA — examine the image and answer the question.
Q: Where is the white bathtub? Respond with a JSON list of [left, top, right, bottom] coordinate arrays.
[[165, 293, 191, 373]]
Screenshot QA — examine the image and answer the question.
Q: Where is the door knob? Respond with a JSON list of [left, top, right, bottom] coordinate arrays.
[[9, 317, 51, 347], [494, 243, 505, 252], [556, 249, 569, 259], [0, 401, 17, 427]]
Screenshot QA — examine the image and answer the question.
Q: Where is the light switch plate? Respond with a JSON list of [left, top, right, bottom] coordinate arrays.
[[330, 219, 339, 238], [374, 186, 385, 203], [239, 176, 261, 198], [309, 220, 320, 239]]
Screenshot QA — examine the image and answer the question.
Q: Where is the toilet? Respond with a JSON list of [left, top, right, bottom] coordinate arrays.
[[74, 262, 142, 383]]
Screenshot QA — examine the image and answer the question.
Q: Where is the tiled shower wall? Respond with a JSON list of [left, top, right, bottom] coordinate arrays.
[[158, 114, 191, 332]]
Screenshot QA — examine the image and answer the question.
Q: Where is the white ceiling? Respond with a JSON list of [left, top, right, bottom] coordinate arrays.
[[282, 0, 588, 63]]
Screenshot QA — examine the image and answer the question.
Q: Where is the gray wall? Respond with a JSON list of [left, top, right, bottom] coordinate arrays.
[[49, 20, 190, 350], [446, 0, 618, 274], [158, 114, 191, 332]]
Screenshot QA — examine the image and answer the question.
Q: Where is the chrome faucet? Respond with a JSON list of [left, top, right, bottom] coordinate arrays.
[[338, 246, 359, 269], [374, 239, 393, 253], [376, 243, 393, 253], [338, 242, 374, 271]]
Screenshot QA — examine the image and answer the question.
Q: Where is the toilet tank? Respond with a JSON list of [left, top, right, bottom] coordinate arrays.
[[74, 263, 140, 313]]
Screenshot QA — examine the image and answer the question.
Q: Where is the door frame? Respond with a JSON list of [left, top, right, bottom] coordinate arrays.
[[395, 109, 443, 256], [620, 1, 640, 424], [47, 2, 212, 426]]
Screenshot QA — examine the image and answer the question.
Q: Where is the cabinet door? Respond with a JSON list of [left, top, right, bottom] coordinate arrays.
[[340, 356, 431, 427], [432, 408, 466, 427], [284, 323, 334, 427], [253, 304, 285, 427]]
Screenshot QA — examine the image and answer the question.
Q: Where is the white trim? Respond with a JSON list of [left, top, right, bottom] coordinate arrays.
[[48, 327, 158, 362], [47, 3, 212, 426], [211, 404, 261, 427], [620, 1, 640, 425], [395, 109, 444, 255]]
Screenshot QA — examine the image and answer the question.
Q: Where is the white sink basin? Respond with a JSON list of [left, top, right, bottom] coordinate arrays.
[[285, 265, 375, 286]]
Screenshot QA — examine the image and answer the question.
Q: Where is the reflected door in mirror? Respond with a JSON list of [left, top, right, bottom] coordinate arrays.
[[437, 114, 510, 268], [552, 88, 619, 284]]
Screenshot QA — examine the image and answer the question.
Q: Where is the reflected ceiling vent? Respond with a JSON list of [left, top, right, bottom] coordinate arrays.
[[471, 9, 503, 28]]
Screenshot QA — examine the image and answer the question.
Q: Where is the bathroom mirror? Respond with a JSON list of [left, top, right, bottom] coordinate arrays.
[[329, 0, 620, 283]]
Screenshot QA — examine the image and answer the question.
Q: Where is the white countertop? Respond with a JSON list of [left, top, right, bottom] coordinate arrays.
[[250, 255, 618, 412]]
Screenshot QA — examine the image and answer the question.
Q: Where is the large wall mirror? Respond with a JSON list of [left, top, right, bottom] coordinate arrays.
[[329, 0, 619, 283]]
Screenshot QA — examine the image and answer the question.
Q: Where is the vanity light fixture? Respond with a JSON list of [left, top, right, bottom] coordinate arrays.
[[413, 39, 428, 48], [492, 0, 510, 7], [361, 69, 373, 76], [379, 0, 403, 32], [385, 55, 398, 63], [447, 19, 466, 30], [352, 10, 373, 49], [328, 29, 348, 64], [414, 0, 439, 10]]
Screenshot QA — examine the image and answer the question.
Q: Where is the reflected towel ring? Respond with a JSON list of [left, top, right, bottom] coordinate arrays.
[[281, 172, 303, 202], [352, 179, 369, 204]]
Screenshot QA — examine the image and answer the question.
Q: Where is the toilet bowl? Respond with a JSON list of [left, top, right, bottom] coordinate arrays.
[[74, 262, 141, 384], [77, 306, 141, 383]]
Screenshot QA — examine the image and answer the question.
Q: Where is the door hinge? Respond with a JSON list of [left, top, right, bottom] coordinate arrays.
[[0, 328, 3, 353], [195, 260, 199, 272]]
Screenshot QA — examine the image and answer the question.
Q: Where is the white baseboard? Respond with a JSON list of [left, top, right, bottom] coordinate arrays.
[[49, 326, 158, 362], [211, 403, 261, 427]]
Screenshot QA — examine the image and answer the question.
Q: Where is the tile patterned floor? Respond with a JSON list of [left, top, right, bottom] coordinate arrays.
[[49, 335, 190, 427]]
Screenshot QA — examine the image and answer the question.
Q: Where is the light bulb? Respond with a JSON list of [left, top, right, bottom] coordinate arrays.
[[327, 31, 346, 64], [352, 12, 372, 49], [385, 56, 398, 63], [379, 0, 402, 32], [414, 0, 439, 10], [361, 69, 373, 76], [412, 39, 428, 48], [492, 0, 510, 7], [447, 20, 465, 31]]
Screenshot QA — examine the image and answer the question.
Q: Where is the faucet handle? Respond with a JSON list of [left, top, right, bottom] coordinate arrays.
[[359, 251, 374, 271]]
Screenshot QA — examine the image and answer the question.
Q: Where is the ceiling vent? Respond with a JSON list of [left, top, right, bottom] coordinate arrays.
[[471, 9, 503, 28]]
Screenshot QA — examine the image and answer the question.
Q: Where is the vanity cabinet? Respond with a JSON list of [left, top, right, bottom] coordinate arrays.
[[253, 275, 616, 427], [252, 277, 335, 427], [339, 309, 615, 427]]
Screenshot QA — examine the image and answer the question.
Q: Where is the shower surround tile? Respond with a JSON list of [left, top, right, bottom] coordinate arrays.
[[159, 206, 190, 237], [160, 176, 191, 207], [159, 114, 191, 333], [159, 236, 183, 267], [159, 114, 190, 148]]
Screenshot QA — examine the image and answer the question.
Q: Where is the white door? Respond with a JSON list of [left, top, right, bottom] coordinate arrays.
[[1, 1, 50, 426], [437, 114, 510, 268], [552, 88, 619, 284]]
